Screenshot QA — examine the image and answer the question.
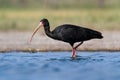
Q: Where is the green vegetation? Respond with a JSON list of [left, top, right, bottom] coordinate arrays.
[[0, 9, 120, 31], [0, 0, 120, 9], [0, 0, 120, 31]]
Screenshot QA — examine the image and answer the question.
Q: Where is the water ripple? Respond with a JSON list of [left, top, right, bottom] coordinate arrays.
[[0, 51, 120, 80]]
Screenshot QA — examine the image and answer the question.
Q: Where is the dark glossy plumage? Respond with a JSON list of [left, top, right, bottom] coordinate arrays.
[[52, 24, 103, 46], [41, 19, 103, 47], [30, 18, 103, 58]]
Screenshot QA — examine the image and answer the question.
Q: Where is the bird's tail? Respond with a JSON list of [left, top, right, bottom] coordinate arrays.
[[93, 31, 103, 39], [97, 32, 103, 39], [88, 30, 103, 39]]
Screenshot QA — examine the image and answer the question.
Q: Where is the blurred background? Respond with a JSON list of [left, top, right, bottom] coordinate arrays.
[[0, 0, 120, 52], [0, 0, 120, 31], [0, 1, 120, 80]]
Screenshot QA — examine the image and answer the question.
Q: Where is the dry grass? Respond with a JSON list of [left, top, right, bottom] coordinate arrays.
[[0, 9, 120, 31]]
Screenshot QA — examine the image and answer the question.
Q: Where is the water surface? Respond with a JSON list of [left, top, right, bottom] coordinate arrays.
[[0, 51, 120, 80]]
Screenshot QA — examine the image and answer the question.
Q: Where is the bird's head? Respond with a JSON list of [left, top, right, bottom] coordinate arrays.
[[29, 18, 49, 42], [40, 18, 49, 27]]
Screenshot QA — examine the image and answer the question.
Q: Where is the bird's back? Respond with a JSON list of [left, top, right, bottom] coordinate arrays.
[[52, 24, 103, 44]]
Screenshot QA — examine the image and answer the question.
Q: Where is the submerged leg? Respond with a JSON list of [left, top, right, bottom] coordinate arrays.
[[71, 41, 84, 58], [72, 47, 76, 58]]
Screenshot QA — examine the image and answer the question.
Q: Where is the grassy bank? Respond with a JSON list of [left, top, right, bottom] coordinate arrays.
[[0, 9, 120, 31]]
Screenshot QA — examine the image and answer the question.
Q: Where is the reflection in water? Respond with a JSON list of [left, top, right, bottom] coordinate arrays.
[[0, 52, 120, 80]]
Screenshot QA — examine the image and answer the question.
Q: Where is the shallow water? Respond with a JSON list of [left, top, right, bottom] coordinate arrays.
[[0, 52, 120, 80]]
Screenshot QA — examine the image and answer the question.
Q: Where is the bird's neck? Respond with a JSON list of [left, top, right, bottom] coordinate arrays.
[[44, 25, 54, 38]]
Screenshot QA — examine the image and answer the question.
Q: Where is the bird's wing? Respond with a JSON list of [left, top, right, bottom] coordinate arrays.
[[52, 25, 85, 42]]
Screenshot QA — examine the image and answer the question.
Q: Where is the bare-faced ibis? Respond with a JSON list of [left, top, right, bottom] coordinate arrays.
[[30, 18, 103, 58]]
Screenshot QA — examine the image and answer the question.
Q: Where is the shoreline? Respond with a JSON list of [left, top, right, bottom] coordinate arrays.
[[0, 31, 120, 52]]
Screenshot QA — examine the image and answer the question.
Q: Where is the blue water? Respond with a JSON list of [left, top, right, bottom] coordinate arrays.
[[0, 52, 120, 80]]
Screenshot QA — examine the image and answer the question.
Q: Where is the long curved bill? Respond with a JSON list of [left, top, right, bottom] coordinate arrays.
[[29, 22, 43, 43]]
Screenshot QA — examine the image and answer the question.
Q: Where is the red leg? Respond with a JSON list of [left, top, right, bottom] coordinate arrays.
[[74, 41, 83, 49], [71, 41, 83, 58], [72, 48, 76, 58]]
